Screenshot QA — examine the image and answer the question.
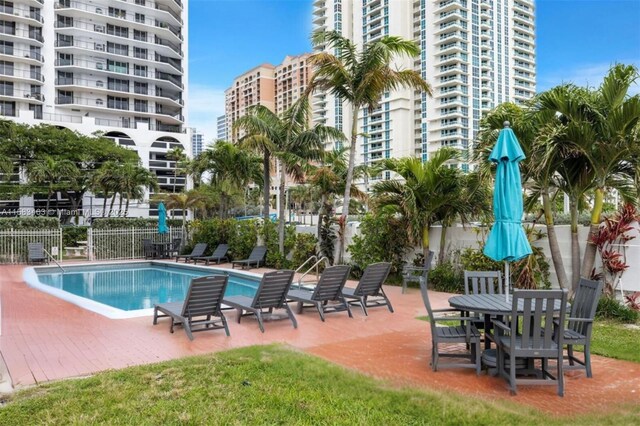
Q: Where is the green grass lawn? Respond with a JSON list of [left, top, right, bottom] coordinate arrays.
[[590, 320, 640, 363], [1, 345, 638, 425]]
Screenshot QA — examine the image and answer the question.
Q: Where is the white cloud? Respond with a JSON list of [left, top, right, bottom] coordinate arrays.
[[187, 84, 226, 144], [538, 60, 640, 94]]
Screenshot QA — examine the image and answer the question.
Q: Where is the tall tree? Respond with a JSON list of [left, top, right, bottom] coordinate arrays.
[[372, 149, 460, 261], [91, 161, 120, 217], [537, 65, 640, 280], [26, 156, 78, 213], [166, 147, 187, 193], [307, 30, 433, 264], [234, 99, 343, 254], [154, 191, 209, 228], [119, 163, 158, 215]]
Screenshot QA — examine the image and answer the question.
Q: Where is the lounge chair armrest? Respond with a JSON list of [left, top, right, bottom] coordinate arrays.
[[492, 320, 511, 333], [553, 317, 594, 327]]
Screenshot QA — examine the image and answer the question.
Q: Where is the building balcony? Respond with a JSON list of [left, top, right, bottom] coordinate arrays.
[[54, 40, 182, 75], [55, 95, 184, 124], [0, 47, 44, 64], [513, 13, 534, 25], [54, 1, 183, 45], [435, 0, 465, 15], [0, 8, 43, 26], [0, 67, 44, 83], [0, 88, 44, 103], [435, 19, 464, 35], [434, 9, 466, 25], [0, 28, 44, 45], [55, 78, 183, 107], [55, 58, 183, 91]]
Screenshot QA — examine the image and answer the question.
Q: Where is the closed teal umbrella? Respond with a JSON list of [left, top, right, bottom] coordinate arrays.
[[158, 202, 169, 234], [483, 122, 532, 299]]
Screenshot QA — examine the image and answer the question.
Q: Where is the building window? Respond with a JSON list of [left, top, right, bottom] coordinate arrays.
[[107, 60, 128, 74], [57, 90, 73, 104], [108, 77, 129, 92], [0, 100, 15, 117], [0, 80, 13, 96], [107, 95, 129, 110], [0, 60, 12, 76], [134, 99, 148, 112]]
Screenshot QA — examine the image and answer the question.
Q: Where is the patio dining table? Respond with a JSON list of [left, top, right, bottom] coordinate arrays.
[[152, 241, 172, 259], [448, 293, 565, 350]]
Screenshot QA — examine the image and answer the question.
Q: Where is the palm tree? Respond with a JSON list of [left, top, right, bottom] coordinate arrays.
[[119, 164, 158, 215], [234, 98, 344, 254], [307, 30, 433, 263], [27, 156, 78, 213], [537, 64, 640, 280], [154, 191, 209, 228], [372, 149, 460, 261], [476, 102, 572, 291], [195, 141, 263, 218], [91, 161, 120, 217], [166, 147, 187, 193], [307, 147, 367, 248]]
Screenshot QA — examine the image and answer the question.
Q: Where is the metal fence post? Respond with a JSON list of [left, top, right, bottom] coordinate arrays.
[[10, 228, 14, 264], [131, 228, 135, 259], [58, 228, 63, 261], [87, 228, 93, 261]]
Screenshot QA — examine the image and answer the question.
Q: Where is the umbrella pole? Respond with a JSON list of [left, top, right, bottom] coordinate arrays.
[[505, 262, 510, 303]]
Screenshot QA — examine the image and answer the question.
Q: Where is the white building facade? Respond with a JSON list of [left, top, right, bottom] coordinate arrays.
[[312, 0, 536, 175], [0, 0, 189, 218]]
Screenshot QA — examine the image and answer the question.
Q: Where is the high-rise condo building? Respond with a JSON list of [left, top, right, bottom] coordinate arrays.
[[0, 0, 188, 218], [224, 63, 275, 141], [274, 53, 311, 115], [311, 0, 536, 175], [190, 127, 204, 156], [216, 114, 227, 140]]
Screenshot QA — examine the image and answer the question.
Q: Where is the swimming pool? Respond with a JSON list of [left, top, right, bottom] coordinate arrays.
[[24, 262, 260, 319]]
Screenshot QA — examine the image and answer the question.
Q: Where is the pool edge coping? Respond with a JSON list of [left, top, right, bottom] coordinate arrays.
[[23, 261, 263, 319]]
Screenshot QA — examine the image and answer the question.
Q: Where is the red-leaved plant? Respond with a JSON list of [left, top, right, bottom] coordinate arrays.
[[590, 203, 640, 295], [625, 292, 640, 311]]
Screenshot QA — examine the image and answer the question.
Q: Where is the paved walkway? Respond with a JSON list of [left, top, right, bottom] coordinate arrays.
[[1, 262, 639, 417]]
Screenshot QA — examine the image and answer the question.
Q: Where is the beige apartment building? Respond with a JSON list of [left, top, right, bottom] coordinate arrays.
[[225, 54, 311, 141]]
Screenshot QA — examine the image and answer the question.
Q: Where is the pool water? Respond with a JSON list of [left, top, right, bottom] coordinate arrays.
[[36, 264, 259, 311]]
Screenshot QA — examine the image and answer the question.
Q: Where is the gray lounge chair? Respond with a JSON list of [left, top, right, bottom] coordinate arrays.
[[401, 251, 434, 293], [287, 265, 353, 321], [167, 238, 182, 258], [420, 279, 481, 373], [558, 278, 603, 378], [223, 270, 296, 333], [193, 244, 229, 265], [175, 243, 207, 263], [153, 275, 230, 340], [463, 270, 504, 340], [494, 289, 568, 396], [342, 262, 393, 315], [28, 242, 48, 264], [231, 246, 266, 269]]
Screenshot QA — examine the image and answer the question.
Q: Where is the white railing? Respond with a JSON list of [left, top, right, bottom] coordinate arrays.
[[87, 226, 188, 261], [0, 229, 63, 263]]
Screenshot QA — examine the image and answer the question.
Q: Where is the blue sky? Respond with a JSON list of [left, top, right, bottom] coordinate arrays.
[[188, 0, 640, 141]]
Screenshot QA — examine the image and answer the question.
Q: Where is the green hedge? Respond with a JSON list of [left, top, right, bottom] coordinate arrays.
[[92, 218, 183, 229], [62, 226, 88, 248], [0, 217, 59, 230], [190, 218, 316, 269]]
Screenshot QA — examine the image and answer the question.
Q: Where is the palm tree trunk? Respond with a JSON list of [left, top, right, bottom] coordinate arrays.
[[581, 187, 604, 279], [125, 197, 130, 217], [569, 198, 581, 292], [422, 225, 430, 262], [263, 152, 271, 222], [102, 192, 108, 217], [438, 224, 448, 265], [317, 194, 327, 247], [109, 194, 116, 217], [118, 193, 124, 215], [277, 161, 286, 255], [337, 107, 360, 264], [542, 192, 569, 290], [45, 187, 52, 214]]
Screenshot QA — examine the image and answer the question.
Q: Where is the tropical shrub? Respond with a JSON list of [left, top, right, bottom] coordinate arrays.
[[0, 217, 59, 229], [228, 220, 258, 261], [428, 260, 464, 293], [260, 221, 295, 269], [596, 296, 640, 323], [291, 233, 318, 269], [92, 218, 183, 229], [347, 211, 410, 277], [189, 218, 236, 256], [62, 226, 88, 248]]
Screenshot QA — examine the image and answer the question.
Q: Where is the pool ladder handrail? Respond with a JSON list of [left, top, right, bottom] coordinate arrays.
[[44, 248, 65, 273], [294, 255, 330, 289]]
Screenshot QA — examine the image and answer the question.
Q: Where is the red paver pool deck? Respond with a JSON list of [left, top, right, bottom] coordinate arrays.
[[1, 262, 639, 418]]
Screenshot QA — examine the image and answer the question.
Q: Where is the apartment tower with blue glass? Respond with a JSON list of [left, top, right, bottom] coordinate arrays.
[[311, 0, 536, 177]]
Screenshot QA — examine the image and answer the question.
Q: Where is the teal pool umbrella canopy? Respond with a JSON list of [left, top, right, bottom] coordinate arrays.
[[483, 122, 532, 294], [158, 202, 169, 234]]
